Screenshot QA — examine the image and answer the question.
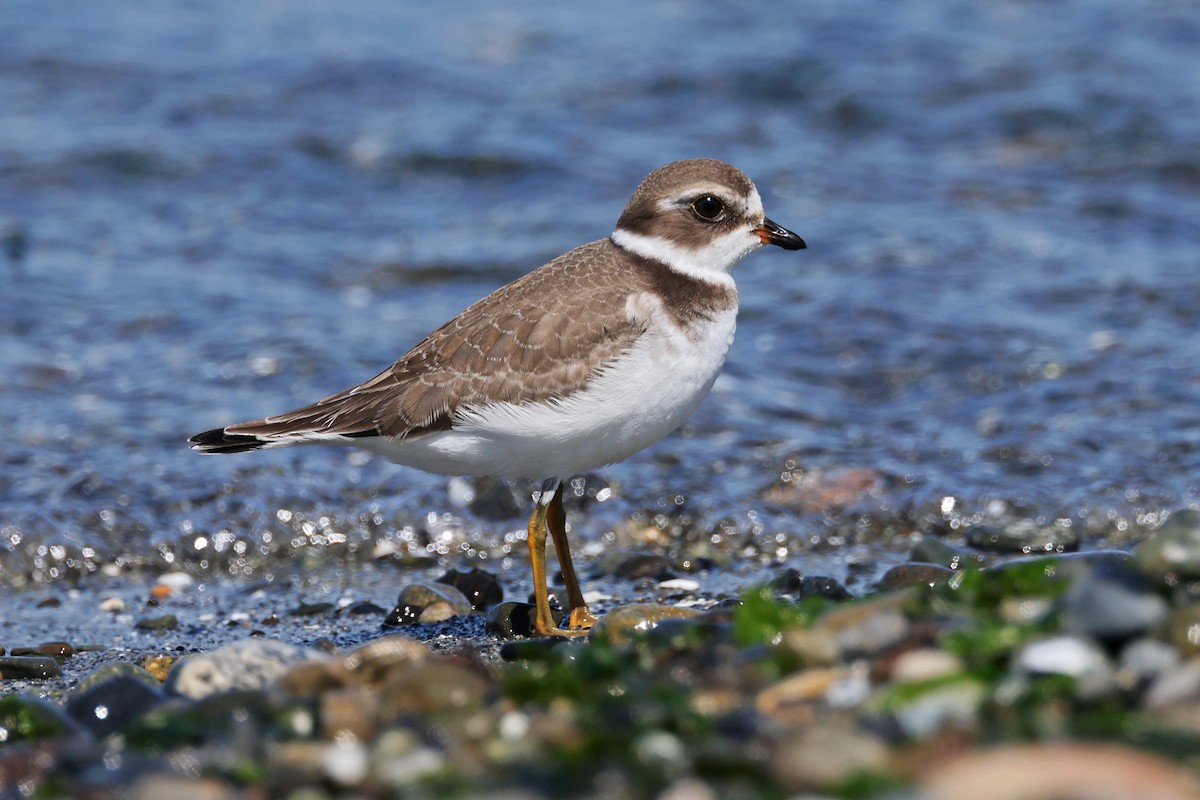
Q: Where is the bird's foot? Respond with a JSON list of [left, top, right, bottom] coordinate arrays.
[[568, 606, 599, 630]]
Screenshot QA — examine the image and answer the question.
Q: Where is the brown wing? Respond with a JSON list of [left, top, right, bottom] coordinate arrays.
[[217, 239, 647, 443]]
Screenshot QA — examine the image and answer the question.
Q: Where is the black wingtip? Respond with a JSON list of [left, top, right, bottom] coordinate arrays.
[[188, 427, 268, 454]]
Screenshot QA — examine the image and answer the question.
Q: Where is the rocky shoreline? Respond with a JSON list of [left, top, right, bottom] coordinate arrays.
[[4, 510, 1200, 799]]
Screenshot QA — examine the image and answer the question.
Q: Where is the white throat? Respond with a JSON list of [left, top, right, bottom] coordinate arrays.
[[610, 227, 757, 287]]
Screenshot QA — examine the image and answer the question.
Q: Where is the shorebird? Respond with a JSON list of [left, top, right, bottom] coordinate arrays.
[[190, 158, 805, 636]]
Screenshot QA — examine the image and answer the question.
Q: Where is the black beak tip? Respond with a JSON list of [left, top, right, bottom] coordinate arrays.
[[759, 218, 806, 251]]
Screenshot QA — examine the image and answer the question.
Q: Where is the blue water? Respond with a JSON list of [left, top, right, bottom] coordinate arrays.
[[2, 0, 1198, 588]]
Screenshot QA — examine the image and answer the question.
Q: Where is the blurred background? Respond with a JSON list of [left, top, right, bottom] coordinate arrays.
[[1, 0, 1198, 594]]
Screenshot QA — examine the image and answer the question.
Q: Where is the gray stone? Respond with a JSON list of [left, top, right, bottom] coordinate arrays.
[[1144, 658, 1200, 710], [1137, 509, 1200, 579], [1059, 560, 1168, 641], [890, 679, 985, 739], [1016, 635, 1114, 698], [165, 638, 323, 699], [1117, 638, 1180, 691]]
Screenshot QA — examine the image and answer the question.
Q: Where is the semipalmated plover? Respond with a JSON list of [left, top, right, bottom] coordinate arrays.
[[190, 158, 805, 636]]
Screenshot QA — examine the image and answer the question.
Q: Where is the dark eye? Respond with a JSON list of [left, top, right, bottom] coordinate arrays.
[[690, 194, 725, 221]]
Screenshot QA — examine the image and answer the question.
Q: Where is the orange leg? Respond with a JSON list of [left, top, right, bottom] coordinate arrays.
[[527, 480, 585, 637], [545, 483, 598, 631]]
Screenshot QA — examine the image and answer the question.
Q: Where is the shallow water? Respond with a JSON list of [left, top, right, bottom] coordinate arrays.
[[2, 1, 1198, 605]]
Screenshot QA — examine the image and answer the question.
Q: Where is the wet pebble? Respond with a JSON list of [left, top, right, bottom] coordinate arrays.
[[436, 567, 503, 611], [877, 563, 955, 590], [0, 655, 62, 680], [165, 638, 323, 699], [965, 521, 1079, 554], [10, 641, 73, 658], [384, 582, 473, 627], [910, 537, 991, 570], [590, 603, 699, 644], [135, 613, 179, 631], [1136, 509, 1200, 579]]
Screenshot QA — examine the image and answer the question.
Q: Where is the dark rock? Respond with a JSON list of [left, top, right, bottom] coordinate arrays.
[[36, 597, 62, 608], [135, 614, 179, 631], [772, 568, 804, 592], [66, 676, 166, 737], [436, 568, 503, 611], [485, 601, 560, 638], [965, 521, 1079, 554], [384, 604, 423, 626], [679, 555, 718, 572], [877, 563, 955, 590], [0, 655, 62, 680], [342, 600, 388, 617], [466, 476, 526, 520], [800, 575, 853, 601], [498, 638, 575, 662], [608, 552, 675, 579], [289, 601, 336, 617]]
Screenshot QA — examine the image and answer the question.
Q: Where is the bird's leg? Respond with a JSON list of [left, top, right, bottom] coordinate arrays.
[[545, 481, 598, 631], [527, 478, 586, 637]]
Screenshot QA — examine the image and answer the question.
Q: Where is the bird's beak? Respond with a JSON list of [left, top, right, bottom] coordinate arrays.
[[755, 218, 806, 250]]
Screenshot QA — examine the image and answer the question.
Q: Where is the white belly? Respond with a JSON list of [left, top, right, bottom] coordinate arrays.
[[358, 306, 738, 480]]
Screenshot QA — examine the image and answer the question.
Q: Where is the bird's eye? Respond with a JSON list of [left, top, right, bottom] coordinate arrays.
[[689, 194, 725, 221]]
